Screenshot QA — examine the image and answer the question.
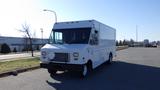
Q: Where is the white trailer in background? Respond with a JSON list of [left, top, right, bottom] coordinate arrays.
[[40, 20, 116, 77]]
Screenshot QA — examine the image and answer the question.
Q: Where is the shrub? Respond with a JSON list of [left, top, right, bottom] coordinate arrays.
[[1, 43, 11, 54]]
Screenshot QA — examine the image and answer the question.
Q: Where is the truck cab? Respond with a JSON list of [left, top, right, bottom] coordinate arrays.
[[40, 20, 116, 77]]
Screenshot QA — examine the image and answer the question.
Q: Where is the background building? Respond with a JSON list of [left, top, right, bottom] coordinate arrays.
[[0, 36, 48, 52]]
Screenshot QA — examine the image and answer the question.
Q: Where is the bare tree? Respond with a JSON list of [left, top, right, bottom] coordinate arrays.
[[22, 35, 29, 52], [19, 23, 34, 57]]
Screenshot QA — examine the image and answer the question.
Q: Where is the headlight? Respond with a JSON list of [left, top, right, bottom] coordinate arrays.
[[41, 51, 47, 56], [73, 52, 79, 57]]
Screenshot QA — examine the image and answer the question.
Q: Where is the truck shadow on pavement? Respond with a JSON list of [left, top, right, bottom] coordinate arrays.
[[46, 61, 160, 90]]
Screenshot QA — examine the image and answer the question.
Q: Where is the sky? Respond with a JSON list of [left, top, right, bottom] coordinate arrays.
[[0, 0, 160, 41]]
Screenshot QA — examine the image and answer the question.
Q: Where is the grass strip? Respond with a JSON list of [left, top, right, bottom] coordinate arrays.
[[0, 57, 40, 73]]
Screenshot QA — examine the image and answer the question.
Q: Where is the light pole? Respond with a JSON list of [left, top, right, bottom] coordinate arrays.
[[40, 28, 43, 44], [43, 9, 57, 23]]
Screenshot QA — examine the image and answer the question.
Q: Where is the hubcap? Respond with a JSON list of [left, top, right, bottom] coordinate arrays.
[[83, 65, 87, 76]]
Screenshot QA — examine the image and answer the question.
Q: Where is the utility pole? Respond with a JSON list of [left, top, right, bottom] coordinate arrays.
[[136, 25, 138, 42]]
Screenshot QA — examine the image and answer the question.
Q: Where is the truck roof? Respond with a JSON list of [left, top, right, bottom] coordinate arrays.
[[53, 20, 94, 29], [53, 20, 116, 30]]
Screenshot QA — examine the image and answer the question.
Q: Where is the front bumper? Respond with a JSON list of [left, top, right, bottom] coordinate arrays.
[[40, 62, 83, 71]]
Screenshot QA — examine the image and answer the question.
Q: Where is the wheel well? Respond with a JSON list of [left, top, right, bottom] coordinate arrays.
[[86, 60, 93, 70]]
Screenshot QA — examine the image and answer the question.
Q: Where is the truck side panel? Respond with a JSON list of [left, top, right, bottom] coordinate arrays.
[[92, 20, 116, 68]]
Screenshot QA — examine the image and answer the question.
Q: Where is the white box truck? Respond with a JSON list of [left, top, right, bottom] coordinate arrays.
[[40, 20, 116, 77]]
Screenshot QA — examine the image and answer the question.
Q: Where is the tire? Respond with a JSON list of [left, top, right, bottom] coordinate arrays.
[[81, 62, 92, 77], [48, 69, 57, 75], [81, 64, 88, 77], [108, 53, 113, 64]]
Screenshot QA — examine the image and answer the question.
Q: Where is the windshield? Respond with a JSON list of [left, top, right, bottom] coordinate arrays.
[[49, 28, 91, 44]]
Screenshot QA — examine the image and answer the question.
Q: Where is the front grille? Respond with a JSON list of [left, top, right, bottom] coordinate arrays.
[[51, 53, 69, 62]]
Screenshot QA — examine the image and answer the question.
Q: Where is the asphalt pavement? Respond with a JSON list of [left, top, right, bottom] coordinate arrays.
[[0, 47, 160, 90], [116, 47, 160, 67]]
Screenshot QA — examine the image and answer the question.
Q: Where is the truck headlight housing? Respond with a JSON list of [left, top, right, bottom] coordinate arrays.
[[41, 51, 47, 56], [73, 52, 79, 57]]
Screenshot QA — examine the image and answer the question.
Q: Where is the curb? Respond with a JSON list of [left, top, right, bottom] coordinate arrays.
[[0, 66, 40, 78], [116, 47, 129, 51]]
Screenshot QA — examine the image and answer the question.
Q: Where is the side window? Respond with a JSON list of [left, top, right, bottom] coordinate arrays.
[[90, 30, 99, 45], [55, 32, 63, 44]]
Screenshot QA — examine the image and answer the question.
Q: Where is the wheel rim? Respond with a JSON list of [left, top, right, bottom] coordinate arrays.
[[83, 65, 87, 76]]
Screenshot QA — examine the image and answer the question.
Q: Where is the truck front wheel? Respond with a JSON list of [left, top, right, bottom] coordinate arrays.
[[81, 64, 88, 77], [81, 61, 92, 77]]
